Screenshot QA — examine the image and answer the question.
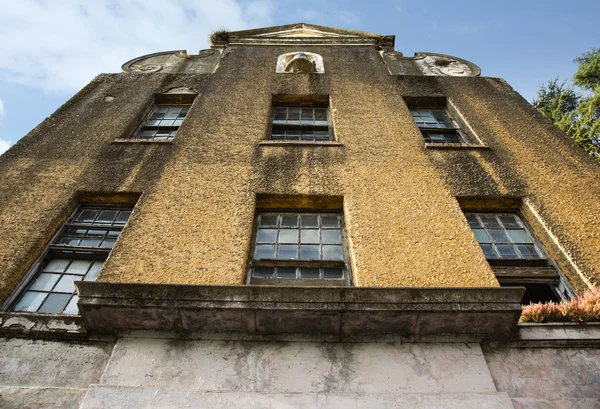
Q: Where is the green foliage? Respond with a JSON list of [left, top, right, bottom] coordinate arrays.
[[210, 29, 229, 45], [520, 284, 600, 323], [533, 48, 600, 161]]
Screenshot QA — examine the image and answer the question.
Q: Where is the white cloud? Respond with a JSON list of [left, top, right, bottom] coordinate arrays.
[[0, 138, 10, 155], [0, 0, 274, 93]]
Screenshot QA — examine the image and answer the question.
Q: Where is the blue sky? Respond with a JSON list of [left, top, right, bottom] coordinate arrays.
[[0, 0, 598, 154]]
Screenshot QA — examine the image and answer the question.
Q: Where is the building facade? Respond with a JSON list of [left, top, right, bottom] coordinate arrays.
[[0, 23, 599, 409]]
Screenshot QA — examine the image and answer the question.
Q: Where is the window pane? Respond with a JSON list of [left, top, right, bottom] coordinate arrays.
[[300, 245, 319, 260], [255, 245, 275, 259], [96, 210, 118, 224], [38, 293, 72, 314], [260, 215, 278, 227], [65, 260, 92, 275], [29, 273, 60, 291], [84, 261, 103, 282], [488, 230, 510, 243], [300, 229, 319, 244], [507, 229, 533, 244], [64, 295, 79, 315], [279, 229, 299, 244], [280, 215, 298, 227], [75, 210, 98, 223], [81, 238, 102, 247], [466, 214, 481, 228], [115, 210, 132, 225], [253, 267, 274, 278], [321, 215, 339, 228], [14, 292, 47, 312], [100, 239, 117, 248], [257, 229, 277, 243], [300, 268, 320, 279], [323, 245, 343, 260], [277, 267, 296, 278], [496, 245, 519, 258], [56, 237, 81, 246], [322, 230, 341, 244], [499, 215, 520, 228], [43, 259, 70, 273], [517, 245, 542, 259], [479, 215, 501, 228], [278, 245, 298, 259], [54, 275, 78, 293], [301, 215, 319, 228], [324, 268, 344, 279], [480, 244, 498, 259], [473, 229, 491, 243]]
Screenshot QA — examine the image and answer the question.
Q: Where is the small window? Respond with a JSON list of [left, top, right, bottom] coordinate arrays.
[[249, 212, 349, 285], [11, 205, 133, 314], [465, 212, 571, 304], [410, 108, 464, 143], [132, 105, 190, 141], [270, 106, 332, 142]]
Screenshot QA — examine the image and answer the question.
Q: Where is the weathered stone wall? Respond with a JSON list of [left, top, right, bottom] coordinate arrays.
[[1, 335, 598, 409], [2, 43, 599, 302]]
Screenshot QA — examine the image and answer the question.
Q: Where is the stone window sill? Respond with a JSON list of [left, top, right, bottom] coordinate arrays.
[[425, 142, 490, 150], [259, 141, 343, 147]]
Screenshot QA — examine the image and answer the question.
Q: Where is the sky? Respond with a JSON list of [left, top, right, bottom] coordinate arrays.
[[0, 0, 598, 154]]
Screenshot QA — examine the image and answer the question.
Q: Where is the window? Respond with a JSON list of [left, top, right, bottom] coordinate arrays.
[[249, 212, 349, 285], [410, 108, 464, 143], [270, 106, 332, 142], [11, 205, 132, 314], [132, 105, 190, 141], [465, 212, 572, 304]]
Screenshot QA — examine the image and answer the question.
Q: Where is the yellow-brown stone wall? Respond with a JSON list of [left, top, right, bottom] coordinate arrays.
[[2, 43, 598, 303]]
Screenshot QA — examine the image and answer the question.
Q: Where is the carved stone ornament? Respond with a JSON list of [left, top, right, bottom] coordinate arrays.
[[198, 49, 216, 58], [129, 63, 163, 73], [416, 55, 473, 77]]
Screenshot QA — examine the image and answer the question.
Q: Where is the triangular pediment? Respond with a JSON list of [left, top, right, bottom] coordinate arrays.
[[222, 23, 394, 48]]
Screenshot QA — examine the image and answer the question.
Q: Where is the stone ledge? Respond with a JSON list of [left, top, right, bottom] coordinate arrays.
[[511, 322, 600, 347], [76, 283, 524, 342], [0, 312, 89, 341]]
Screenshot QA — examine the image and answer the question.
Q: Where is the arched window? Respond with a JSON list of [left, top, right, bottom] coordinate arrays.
[[276, 52, 324, 74]]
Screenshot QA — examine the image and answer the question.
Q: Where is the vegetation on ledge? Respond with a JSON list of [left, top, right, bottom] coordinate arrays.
[[520, 284, 600, 323], [210, 29, 230, 45]]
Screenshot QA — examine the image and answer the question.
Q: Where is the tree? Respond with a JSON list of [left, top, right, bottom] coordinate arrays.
[[533, 48, 600, 160]]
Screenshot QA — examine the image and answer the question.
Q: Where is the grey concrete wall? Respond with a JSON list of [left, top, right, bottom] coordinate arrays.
[[1, 335, 599, 409]]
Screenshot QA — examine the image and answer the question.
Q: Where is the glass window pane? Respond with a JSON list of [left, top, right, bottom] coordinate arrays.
[[322, 230, 341, 244], [14, 292, 47, 312], [257, 229, 277, 243], [260, 215, 278, 227], [84, 261, 103, 282], [255, 245, 275, 259], [300, 268, 320, 279], [301, 215, 318, 228], [499, 215, 520, 228], [56, 237, 81, 246], [466, 214, 481, 228], [29, 273, 61, 291], [278, 245, 298, 259], [489, 229, 510, 243], [81, 238, 101, 247], [277, 267, 296, 278], [115, 210, 132, 225], [96, 210, 118, 224], [253, 267, 274, 278], [480, 215, 501, 228], [300, 245, 320, 260], [278, 229, 299, 244], [507, 229, 533, 244], [324, 267, 344, 279], [75, 209, 98, 223], [496, 245, 519, 258], [64, 295, 79, 315], [517, 245, 542, 259], [38, 293, 72, 314], [280, 215, 299, 227], [480, 244, 498, 259], [100, 239, 116, 248], [323, 245, 343, 260], [54, 275, 78, 293], [65, 260, 92, 275], [300, 229, 319, 244], [43, 259, 71, 273], [86, 230, 106, 238], [321, 215, 339, 228], [473, 229, 491, 243]]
